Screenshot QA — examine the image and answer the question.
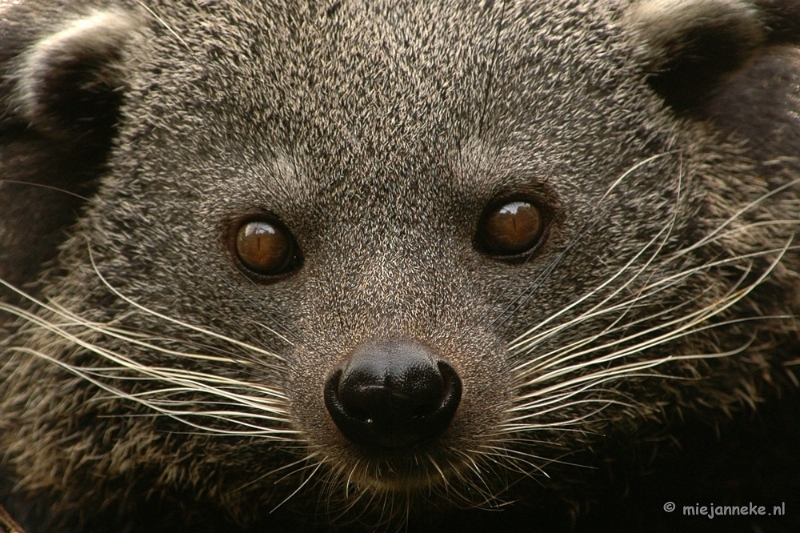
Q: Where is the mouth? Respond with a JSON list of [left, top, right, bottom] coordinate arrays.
[[325, 443, 466, 492]]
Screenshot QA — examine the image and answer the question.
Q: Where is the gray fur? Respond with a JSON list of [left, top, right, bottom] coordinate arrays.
[[0, 1, 798, 531]]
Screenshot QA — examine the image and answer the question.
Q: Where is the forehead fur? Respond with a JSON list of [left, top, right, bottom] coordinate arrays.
[[117, 1, 667, 208]]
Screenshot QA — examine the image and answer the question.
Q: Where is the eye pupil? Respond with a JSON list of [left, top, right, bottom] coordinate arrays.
[[235, 220, 294, 274], [481, 200, 544, 255]]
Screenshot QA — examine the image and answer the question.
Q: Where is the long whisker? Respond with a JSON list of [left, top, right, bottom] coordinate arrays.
[[489, 152, 679, 334], [85, 248, 288, 362]]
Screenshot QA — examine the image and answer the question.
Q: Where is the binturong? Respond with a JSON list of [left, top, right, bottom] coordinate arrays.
[[1, 1, 799, 532]]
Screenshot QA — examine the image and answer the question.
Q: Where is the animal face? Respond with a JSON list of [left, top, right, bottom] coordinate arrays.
[[1, 1, 798, 531]]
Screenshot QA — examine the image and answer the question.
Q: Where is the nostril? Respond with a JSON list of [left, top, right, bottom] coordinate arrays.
[[350, 409, 371, 422], [323, 339, 462, 450], [412, 403, 437, 418]]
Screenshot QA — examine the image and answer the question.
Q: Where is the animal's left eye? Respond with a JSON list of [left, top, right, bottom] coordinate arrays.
[[232, 218, 300, 277], [476, 200, 545, 257]]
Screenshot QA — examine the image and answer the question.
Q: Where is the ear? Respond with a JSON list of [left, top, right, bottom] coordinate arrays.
[[704, 45, 800, 165], [0, 7, 139, 297], [11, 9, 138, 142], [628, 0, 800, 161], [629, 0, 764, 110]]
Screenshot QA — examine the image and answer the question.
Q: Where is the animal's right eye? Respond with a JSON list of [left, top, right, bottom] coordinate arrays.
[[230, 217, 301, 278]]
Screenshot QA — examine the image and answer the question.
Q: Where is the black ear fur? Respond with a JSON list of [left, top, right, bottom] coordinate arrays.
[[10, 9, 137, 142], [704, 2, 800, 166], [0, 8, 138, 299], [629, 0, 765, 111], [704, 46, 800, 166], [755, 0, 800, 43], [629, 0, 800, 167], [629, 0, 800, 111]]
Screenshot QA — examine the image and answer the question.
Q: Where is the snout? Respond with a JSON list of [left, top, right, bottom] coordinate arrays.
[[324, 338, 462, 450]]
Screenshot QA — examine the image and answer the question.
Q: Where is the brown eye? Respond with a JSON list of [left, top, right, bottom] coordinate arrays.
[[479, 200, 544, 256], [234, 219, 298, 276]]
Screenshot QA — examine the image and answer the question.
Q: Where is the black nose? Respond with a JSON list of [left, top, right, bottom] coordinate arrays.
[[324, 339, 462, 450]]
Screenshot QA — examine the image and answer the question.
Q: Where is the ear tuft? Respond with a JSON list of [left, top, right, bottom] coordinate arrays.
[[628, 0, 765, 110], [13, 9, 138, 141]]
